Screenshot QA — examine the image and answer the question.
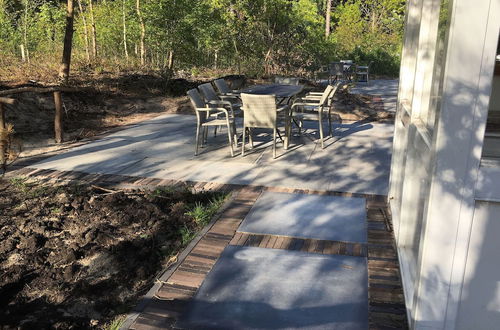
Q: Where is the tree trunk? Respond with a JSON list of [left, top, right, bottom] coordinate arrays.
[[167, 50, 174, 71], [325, 0, 332, 38], [77, 0, 90, 63], [122, 0, 129, 62], [89, 0, 97, 58], [59, 0, 75, 82], [20, 44, 26, 62], [136, 0, 146, 66], [233, 38, 241, 75], [23, 0, 30, 63], [214, 49, 218, 70]]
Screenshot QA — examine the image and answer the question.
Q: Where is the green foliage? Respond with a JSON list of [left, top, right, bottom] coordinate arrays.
[[106, 316, 124, 330], [186, 194, 226, 226], [0, 0, 406, 77], [179, 225, 195, 246]]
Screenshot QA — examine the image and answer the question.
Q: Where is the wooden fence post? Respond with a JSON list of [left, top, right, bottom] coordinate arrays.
[[0, 102, 5, 165], [53, 91, 64, 143]]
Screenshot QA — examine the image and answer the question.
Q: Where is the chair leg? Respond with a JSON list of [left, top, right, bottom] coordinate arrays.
[[319, 116, 324, 149], [241, 126, 246, 156], [284, 115, 290, 150], [273, 127, 277, 159], [214, 126, 218, 137], [328, 111, 332, 137], [248, 128, 254, 148], [195, 125, 201, 156], [232, 121, 238, 147], [226, 120, 234, 157], [203, 126, 208, 144]]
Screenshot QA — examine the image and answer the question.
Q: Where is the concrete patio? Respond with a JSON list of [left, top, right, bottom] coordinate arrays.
[[30, 80, 396, 195]]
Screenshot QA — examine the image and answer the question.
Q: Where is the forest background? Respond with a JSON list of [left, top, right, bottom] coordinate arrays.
[[0, 0, 406, 83]]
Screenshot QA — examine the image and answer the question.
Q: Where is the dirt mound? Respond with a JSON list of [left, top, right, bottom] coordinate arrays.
[[0, 178, 225, 329], [332, 85, 394, 122]]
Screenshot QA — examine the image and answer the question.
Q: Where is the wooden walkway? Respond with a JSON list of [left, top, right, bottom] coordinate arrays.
[[7, 167, 408, 329]]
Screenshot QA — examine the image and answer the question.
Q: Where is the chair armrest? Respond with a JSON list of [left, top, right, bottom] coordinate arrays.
[[303, 96, 321, 101], [196, 107, 229, 115], [208, 99, 232, 107], [219, 92, 240, 97], [218, 95, 240, 102], [277, 105, 290, 112], [291, 102, 319, 110]]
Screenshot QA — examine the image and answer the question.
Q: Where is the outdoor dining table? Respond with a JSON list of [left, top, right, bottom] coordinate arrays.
[[240, 83, 304, 101]]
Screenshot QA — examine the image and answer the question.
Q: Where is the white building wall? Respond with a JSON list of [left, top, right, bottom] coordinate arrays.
[[392, 0, 500, 329], [456, 201, 500, 329]]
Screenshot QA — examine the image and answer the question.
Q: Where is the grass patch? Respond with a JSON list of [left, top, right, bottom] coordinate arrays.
[[186, 194, 226, 227]]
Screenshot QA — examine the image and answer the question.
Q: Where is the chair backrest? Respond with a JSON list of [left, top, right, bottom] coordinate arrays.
[[318, 84, 334, 106], [326, 82, 341, 106], [214, 79, 231, 94], [198, 83, 219, 102], [340, 59, 353, 64], [187, 88, 206, 109], [274, 77, 300, 85], [356, 64, 369, 74], [329, 62, 344, 75], [241, 93, 277, 129], [187, 88, 208, 123]]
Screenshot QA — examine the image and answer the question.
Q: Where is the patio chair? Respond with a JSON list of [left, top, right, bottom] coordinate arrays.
[[304, 81, 341, 99], [198, 82, 241, 113], [340, 60, 354, 81], [355, 63, 370, 84], [291, 82, 340, 149], [240, 93, 290, 159], [328, 62, 344, 83], [274, 77, 300, 85], [214, 78, 240, 97], [187, 88, 236, 157]]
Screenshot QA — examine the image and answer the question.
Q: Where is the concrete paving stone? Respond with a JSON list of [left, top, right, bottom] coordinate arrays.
[[350, 79, 399, 96], [239, 191, 367, 243], [176, 245, 368, 330], [115, 157, 195, 179], [31, 110, 394, 195], [182, 161, 261, 185]]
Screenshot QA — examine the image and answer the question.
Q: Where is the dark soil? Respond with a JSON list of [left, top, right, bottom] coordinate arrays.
[[0, 177, 225, 329], [333, 84, 394, 122], [0, 73, 248, 159]]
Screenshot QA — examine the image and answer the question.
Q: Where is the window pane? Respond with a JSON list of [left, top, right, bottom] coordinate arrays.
[[427, 0, 451, 130], [482, 35, 500, 159]]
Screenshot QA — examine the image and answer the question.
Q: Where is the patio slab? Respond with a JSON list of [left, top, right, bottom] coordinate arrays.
[[350, 79, 399, 97], [30, 110, 393, 195], [239, 192, 367, 243], [175, 245, 368, 330]]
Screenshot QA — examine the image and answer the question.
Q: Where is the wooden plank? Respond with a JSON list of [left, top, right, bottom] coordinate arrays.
[[290, 238, 305, 251], [301, 239, 312, 252], [338, 241, 347, 255], [53, 91, 64, 143], [279, 237, 293, 250], [236, 232, 250, 246], [258, 234, 271, 248], [0, 97, 16, 105], [266, 235, 278, 248], [229, 232, 243, 245], [273, 236, 285, 249]]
